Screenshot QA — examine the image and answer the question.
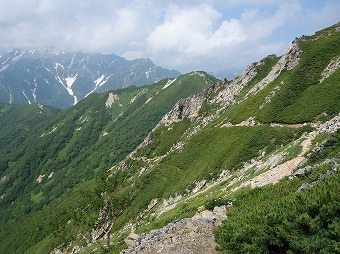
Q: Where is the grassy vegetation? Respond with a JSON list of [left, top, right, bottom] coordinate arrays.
[[138, 119, 192, 157], [99, 123, 310, 240], [0, 180, 97, 254], [0, 72, 216, 254], [236, 54, 280, 100], [1, 24, 339, 254], [216, 24, 340, 124], [214, 130, 340, 254]]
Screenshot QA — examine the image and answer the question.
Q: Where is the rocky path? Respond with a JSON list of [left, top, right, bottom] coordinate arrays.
[[235, 131, 317, 190], [122, 207, 226, 254], [235, 113, 340, 189], [121, 114, 340, 254]]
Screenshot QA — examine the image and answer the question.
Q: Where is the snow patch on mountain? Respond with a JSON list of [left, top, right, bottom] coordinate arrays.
[[1, 57, 11, 65], [0, 64, 8, 72], [68, 53, 77, 72], [22, 90, 31, 104], [12, 51, 24, 62], [55, 63, 65, 71], [85, 74, 112, 98], [0, 48, 181, 108], [145, 68, 152, 79], [43, 66, 53, 74], [8, 88, 12, 104], [94, 74, 112, 89], [32, 79, 38, 103], [65, 76, 77, 88], [65, 75, 78, 104]]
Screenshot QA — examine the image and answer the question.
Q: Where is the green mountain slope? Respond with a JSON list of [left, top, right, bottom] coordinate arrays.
[[0, 71, 217, 254], [218, 24, 340, 124], [0, 23, 339, 254], [50, 23, 338, 254], [0, 103, 60, 171]]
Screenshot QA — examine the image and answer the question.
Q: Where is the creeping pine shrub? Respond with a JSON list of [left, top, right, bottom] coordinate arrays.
[[214, 169, 340, 254], [204, 198, 232, 211]]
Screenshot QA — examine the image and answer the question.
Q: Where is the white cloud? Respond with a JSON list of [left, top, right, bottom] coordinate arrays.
[[147, 5, 221, 54], [225, 0, 282, 6], [0, 0, 339, 73], [143, 2, 294, 71]]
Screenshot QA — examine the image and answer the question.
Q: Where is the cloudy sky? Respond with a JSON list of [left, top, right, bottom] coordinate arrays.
[[0, 0, 339, 73]]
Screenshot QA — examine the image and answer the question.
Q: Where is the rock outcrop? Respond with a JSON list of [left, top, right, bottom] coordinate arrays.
[[246, 38, 302, 97], [122, 206, 226, 254], [146, 38, 302, 139], [320, 56, 340, 83], [160, 92, 206, 125], [105, 93, 120, 108], [318, 113, 340, 133]]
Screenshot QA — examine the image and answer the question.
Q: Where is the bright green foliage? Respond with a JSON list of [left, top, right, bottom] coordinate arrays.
[[97, 124, 306, 236], [0, 23, 339, 254], [219, 24, 340, 124], [0, 72, 216, 254], [205, 197, 232, 211], [139, 119, 191, 157], [237, 54, 280, 100], [259, 28, 340, 123], [0, 181, 97, 254], [214, 131, 340, 254], [0, 104, 59, 171]]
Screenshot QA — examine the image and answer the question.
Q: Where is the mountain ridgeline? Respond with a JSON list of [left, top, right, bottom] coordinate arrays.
[[0, 48, 181, 108], [0, 23, 339, 254], [0, 71, 216, 225]]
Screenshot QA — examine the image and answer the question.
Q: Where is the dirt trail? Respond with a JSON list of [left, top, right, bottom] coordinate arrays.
[[121, 130, 321, 254], [234, 131, 317, 190]]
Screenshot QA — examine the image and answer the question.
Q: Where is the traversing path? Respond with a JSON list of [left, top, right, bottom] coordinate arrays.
[[234, 131, 317, 190]]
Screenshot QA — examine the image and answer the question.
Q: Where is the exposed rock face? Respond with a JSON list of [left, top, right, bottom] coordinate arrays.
[[91, 206, 112, 242], [246, 39, 302, 97], [105, 93, 119, 108], [122, 206, 227, 254], [296, 158, 338, 192], [259, 85, 281, 109], [210, 58, 270, 106], [155, 39, 302, 129], [155, 61, 260, 128], [160, 93, 206, 125], [318, 113, 340, 133], [134, 41, 302, 152], [320, 56, 340, 83]]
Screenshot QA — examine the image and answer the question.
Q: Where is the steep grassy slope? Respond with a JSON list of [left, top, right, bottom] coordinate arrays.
[[0, 72, 217, 254], [1, 23, 339, 254], [0, 103, 60, 171], [214, 130, 340, 253], [217, 24, 340, 124], [66, 23, 338, 253]]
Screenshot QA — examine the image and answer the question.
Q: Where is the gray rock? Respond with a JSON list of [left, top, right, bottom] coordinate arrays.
[[139, 242, 145, 250], [174, 221, 186, 230], [292, 166, 312, 176], [213, 205, 226, 217], [128, 232, 141, 241], [297, 182, 315, 192]]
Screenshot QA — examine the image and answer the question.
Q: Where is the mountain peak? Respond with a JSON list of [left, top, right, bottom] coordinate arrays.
[[0, 49, 181, 108]]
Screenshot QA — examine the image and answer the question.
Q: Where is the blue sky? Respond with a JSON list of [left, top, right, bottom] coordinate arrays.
[[0, 0, 339, 73]]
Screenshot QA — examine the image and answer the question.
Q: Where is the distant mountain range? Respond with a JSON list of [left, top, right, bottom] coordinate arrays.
[[0, 48, 181, 108]]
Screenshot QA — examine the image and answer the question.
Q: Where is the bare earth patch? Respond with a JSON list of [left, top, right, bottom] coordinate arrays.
[[234, 131, 317, 190]]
